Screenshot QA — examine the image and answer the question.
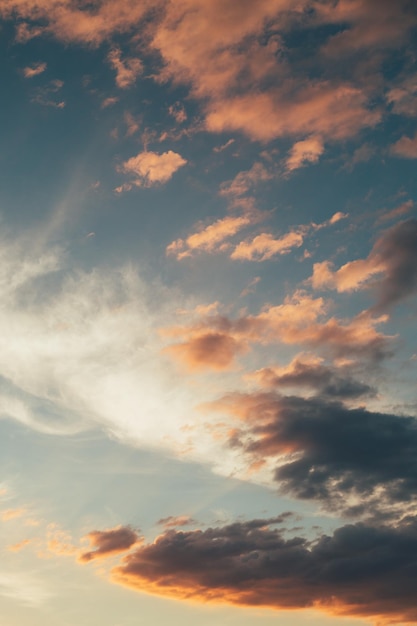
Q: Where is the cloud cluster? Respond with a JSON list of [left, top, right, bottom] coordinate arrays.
[[209, 392, 417, 516], [108, 47, 143, 89], [164, 291, 393, 372], [311, 219, 417, 310], [110, 516, 417, 623]]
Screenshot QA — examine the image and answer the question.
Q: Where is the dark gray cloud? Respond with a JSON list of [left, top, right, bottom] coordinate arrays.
[[111, 516, 417, 623], [215, 392, 417, 515], [251, 358, 375, 399], [373, 219, 417, 311]]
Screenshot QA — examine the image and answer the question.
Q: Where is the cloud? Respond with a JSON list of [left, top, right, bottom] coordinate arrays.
[[79, 526, 140, 562], [311, 220, 417, 310], [1, 0, 156, 46], [165, 332, 246, 372], [157, 515, 196, 529], [231, 230, 305, 261], [248, 353, 375, 399], [391, 133, 417, 159], [210, 392, 417, 516], [152, 0, 384, 143], [219, 163, 273, 197], [376, 200, 414, 224], [164, 291, 393, 371], [213, 139, 235, 153], [101, 96, 119, 109], [166, 215, 253, 260], [317, 0, 417, 55], [117, 150, 187, 189], [108, 47, 143, 89], [285, 136, 324, 172], [22, 62, 47, 78], [110, 516, 417, 623], [168, 102, 187, 124]]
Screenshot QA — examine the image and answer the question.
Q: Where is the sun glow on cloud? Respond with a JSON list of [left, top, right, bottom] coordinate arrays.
[[1, 1, 417, 625]]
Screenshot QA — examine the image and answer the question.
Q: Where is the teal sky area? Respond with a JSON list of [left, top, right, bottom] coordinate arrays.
[[1, 2, 417, 625]]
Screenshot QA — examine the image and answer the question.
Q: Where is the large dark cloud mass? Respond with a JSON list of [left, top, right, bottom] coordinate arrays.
[[111, 516, 417, 623], [213, 393, 417, 516]]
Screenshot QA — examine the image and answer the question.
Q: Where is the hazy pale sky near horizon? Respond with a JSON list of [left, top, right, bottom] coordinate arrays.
[[1, 1, 417, 625]]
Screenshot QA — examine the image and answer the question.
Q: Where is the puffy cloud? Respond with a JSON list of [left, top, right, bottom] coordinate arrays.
[[117, 150, 187, 189], [164, 292, 393, 371], [79, 526, 140, 563], [167, 215, 253, 260], [311, 258, 386, 292], [165, 332, 246, 372], [211, 392, 417, 515], [285, 136, 324, 172], [391, 133, 417, 159], [231, 230, 305, 261], [22, 61, 47, 78], [110, 517, 417, 623], [311, 220, 417, 310], [107, 47, 143, 89]]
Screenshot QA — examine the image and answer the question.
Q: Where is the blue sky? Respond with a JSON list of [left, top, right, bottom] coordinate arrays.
[[1, 1, 417, 625]]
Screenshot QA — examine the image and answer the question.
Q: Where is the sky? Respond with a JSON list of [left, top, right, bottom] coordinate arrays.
[[0, 1, 417, 625]]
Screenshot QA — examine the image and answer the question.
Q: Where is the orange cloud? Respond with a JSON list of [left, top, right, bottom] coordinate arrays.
[[1, 0, 156, 46], [79, 526, 140, 563], [311, 219, 417, 311], [285, 136, 324, 172], [157, 515, 195, 528], [8, 539, 31, 552], [204, 85, 381, 143], [231, 230, 305, 261], [109, 517, 417, 624], [163, 291, 393, 372], [117, 150, 187, 190], [166, 215, 253, 259], [165, 332, 246, 372], [108, 47, 143, 89], [311, 258, 386, 292]]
